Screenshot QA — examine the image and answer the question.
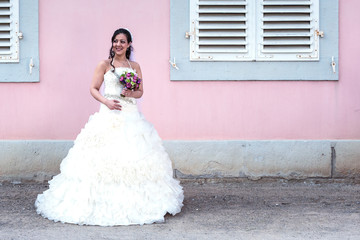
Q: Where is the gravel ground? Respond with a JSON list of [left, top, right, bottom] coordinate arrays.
[[0, 178, 360, 240]]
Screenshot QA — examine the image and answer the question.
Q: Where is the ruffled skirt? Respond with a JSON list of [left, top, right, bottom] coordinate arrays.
[[35, 101, 184, 226]]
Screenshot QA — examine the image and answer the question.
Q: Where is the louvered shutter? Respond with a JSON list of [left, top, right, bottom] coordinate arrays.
[[189, 0, 255, 61], [0, 0, 19, 62], [257, 0, 319, 61]]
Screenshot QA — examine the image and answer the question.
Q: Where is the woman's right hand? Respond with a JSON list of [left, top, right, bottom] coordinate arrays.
[[105, 99, 122, 111]]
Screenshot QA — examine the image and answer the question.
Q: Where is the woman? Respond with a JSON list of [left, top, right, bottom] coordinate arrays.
[[35, 28, 184, 226]]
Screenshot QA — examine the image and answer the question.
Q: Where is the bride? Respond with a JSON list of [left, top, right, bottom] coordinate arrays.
[[35, 28, 184, 226]]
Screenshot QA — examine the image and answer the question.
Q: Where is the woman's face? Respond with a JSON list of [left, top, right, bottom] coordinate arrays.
[[112, 33, 131, 56]]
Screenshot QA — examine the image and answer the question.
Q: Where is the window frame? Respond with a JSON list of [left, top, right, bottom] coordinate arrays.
[[170, 0, 338, 81], [0, 0, 39, 83]]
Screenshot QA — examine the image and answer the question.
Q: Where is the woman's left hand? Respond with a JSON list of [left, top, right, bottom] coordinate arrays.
[[121, 89, 132, 97]]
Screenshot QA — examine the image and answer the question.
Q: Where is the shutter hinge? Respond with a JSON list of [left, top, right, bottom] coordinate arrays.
[[18, 32, 23, 40], [316, 30, 324, 38], [185, 31, 194, 39], [186, 21, 196, 39]]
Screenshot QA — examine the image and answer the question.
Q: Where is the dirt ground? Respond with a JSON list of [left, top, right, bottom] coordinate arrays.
[[0, 178, 360, 240]]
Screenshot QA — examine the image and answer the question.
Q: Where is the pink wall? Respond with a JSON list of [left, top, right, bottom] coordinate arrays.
[[0, 0, 359, 140]]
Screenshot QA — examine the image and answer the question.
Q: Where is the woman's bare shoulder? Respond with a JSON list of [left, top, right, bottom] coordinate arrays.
[[130, 61, 141, 73], [96, 59, 111, 72], [130, 61, 140, 68], [99, 59, 111, 67]]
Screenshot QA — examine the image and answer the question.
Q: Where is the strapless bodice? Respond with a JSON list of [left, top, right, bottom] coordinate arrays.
[[103, 67, 135, 97], [101, 67, 137, 112]]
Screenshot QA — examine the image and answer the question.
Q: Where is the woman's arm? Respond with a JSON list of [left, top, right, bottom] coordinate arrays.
[[90, 61, 122, 110]]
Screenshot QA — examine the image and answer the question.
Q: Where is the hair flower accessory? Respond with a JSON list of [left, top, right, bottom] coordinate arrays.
[[119, 71, 142, 97]]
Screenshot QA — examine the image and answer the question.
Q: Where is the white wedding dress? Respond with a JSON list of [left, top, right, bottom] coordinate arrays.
[[35, 67, 184, 226]]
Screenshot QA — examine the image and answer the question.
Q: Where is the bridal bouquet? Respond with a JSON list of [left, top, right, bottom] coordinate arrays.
[[119, 71, 142, 97]]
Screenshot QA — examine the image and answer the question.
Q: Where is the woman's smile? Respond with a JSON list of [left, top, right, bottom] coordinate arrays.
[[112, 33, 130, 55]]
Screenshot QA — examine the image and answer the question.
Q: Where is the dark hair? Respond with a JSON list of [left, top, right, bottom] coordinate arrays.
[[108, 28, 133, 71]]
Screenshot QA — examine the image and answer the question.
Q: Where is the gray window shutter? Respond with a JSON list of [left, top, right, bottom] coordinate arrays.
[[0, 0, 19, 62]]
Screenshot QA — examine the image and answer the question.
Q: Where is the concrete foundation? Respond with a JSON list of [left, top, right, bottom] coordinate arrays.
[[0, 140, 359, 181]]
